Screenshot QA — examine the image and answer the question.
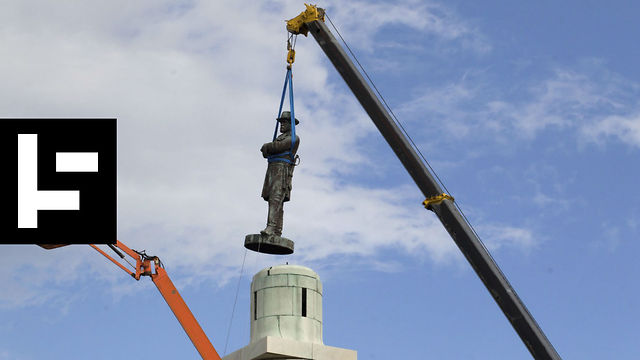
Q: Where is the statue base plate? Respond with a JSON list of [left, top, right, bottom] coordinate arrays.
[[244, 234, 294, 255]]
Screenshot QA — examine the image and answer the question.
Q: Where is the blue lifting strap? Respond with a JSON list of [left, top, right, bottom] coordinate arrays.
[[268, 68, 297, 164]]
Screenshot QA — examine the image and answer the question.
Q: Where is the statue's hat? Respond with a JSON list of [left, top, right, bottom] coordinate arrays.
[[277, 111, 300, 125]]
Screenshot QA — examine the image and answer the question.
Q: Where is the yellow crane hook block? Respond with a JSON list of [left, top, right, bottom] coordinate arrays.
[[286, 3, 325, 36], [287, 48, 295, 66], [423, 193, 454, 210]]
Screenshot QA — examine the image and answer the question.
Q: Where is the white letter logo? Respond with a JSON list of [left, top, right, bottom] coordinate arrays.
[[17, 134, 98, 228]]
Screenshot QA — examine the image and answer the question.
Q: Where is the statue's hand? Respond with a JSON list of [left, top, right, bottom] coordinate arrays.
[[260, 143, 268, 158]]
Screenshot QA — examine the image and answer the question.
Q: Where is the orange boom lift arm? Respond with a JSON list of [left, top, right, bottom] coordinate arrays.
[[89, 241, 221, 360]]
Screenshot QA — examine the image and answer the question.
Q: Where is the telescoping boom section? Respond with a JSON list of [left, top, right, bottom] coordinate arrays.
[[286, 5, 561, 360]]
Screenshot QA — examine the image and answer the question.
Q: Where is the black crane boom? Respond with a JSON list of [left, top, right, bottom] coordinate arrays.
[[305, 18, 561, 360]]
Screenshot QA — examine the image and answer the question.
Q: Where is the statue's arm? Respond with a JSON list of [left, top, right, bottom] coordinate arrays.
[[261, 136, 293, 157]]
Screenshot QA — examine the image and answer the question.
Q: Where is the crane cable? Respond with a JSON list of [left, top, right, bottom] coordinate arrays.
[[223, 248, 247, 356], [324, 13, 492, 254]]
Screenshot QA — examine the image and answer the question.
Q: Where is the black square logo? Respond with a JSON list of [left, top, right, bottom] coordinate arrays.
[[0, 119, 116, 245]]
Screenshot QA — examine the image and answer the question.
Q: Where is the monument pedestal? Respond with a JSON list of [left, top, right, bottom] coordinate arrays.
[[223, 264, 357, 360], [244, 234, 294, 255], [223, 336, 357, 360]]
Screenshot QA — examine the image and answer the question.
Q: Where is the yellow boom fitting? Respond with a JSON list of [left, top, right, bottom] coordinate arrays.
[[423, 193, 454, 210], [286, 3, 325, 36]]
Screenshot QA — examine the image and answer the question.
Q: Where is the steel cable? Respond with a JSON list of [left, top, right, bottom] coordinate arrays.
[[223, 248, 248, 356]]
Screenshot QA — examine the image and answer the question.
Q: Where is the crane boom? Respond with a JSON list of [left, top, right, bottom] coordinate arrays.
[[293, 10, 561, 360]]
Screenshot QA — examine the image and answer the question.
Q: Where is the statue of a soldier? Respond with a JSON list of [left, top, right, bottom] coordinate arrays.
[[260, 111, 300, 237]]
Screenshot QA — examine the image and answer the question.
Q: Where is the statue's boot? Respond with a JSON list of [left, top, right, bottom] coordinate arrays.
[[275, 204, 284, 237], [260, 224, 276, 236], [261, 199, 283, 236]]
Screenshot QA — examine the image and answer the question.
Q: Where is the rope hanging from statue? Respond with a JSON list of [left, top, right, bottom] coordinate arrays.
[[268, 33, 300, 166]]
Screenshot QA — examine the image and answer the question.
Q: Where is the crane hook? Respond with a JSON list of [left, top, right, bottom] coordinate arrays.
[[286, 36, 296, 68]]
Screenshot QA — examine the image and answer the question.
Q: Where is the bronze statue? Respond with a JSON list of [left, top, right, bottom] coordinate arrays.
[[260, 111, 300, 237]]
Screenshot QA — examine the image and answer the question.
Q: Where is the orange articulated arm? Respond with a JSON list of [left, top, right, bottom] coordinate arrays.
[[152, 266, 221, 360], [89, 242, 135, 277], [90, 241, 222, 360]]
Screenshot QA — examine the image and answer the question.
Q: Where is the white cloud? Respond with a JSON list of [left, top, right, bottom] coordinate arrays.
[[0, 245, 100, 309], [399, 65, 640, 149], [589, 223, 623, 254], [582, 113, 640, 148], [490, 69, 622, 138], [323, 0, 491, 53], [0, 0, 497, 309], [477, 224, 537, 253], [399, 82, 476, 138]]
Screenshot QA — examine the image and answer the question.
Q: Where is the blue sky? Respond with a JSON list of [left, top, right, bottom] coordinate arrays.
[[1, 1, 638, 359]]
